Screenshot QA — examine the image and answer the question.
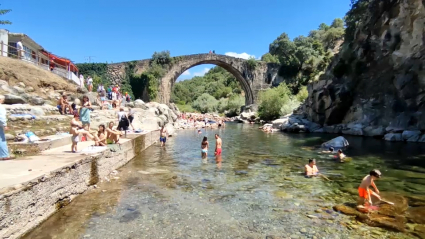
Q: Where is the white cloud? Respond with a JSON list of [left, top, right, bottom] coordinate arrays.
[[182, 70, 191, 76], [225, 52, 256, 60], [193, 68, 210, 77]]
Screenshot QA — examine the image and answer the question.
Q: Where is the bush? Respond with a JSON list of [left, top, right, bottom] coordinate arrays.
[[176, 103, 197, 113], [192, 93, 218, 113], [258, 83, 300, 120], [217, 98, 229, 113], [227, 94, 244, 116], [296, 86, 308, 102], [246, 57, 258, 70], [151, 50, 172, 66]]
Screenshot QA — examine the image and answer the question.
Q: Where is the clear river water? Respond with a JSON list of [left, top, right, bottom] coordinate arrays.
[[24, 123, 425, 239]]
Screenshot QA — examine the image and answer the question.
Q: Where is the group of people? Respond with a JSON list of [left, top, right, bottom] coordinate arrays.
[[305, 153, 383, 210]]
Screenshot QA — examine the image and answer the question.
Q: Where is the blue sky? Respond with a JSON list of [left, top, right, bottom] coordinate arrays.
[[4, 0, 350, 81]]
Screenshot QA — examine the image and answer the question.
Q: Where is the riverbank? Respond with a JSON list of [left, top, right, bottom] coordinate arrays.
[[271, 113, 425, 143], [0, 130, 159, 239]]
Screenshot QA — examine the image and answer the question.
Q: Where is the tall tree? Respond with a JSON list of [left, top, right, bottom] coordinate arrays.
[[0, 6, 11, 25]]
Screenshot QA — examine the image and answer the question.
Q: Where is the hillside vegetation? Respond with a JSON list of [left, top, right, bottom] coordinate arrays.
[[171, 67, 244, 115]]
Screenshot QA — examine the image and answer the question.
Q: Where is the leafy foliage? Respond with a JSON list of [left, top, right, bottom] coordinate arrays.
[[263, 18, 344, 94], [246, 57, 258, 70], [192, 93, 218, 113], [295, 86, 308, 102], [345, 0, 370, 42], [172, 66, 244, 114], [0, 6, 11, 25], [258, 83, 299, 120], [151, 50, 173, 66]]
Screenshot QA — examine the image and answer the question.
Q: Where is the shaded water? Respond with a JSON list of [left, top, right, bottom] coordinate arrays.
[[25, 123, 425, 239]]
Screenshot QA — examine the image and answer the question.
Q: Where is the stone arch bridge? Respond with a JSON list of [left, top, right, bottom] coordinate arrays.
[[107, 54, 282, 107]]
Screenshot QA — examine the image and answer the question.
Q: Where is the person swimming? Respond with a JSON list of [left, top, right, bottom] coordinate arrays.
[[337, 149, 346, 162], [321, 147, 335, 154], [358, 169, 382, 206], [201, 136, 209, 159], [305, 158, 319, 177]]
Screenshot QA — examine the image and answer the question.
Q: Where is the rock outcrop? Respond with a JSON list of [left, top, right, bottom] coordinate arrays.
[[301, 0, 425, 142]]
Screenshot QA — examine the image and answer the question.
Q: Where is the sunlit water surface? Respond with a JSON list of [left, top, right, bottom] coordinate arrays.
[[24, 123, 425, 239]]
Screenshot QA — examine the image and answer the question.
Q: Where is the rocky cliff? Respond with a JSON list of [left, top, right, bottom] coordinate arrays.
[[303, 0, 425, 141]]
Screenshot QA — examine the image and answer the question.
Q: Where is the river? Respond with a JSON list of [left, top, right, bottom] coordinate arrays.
[[24, 123, 425, 239]]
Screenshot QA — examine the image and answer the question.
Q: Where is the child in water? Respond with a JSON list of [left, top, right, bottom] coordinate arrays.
[[304, 158, 319, 177], [358, 169, 382, 206]]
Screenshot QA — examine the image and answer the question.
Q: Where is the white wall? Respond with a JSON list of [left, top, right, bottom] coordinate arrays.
[[0, 29, 9, 56]]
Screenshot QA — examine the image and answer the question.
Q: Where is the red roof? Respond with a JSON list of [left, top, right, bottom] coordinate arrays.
[[40, 50, 78, 72]]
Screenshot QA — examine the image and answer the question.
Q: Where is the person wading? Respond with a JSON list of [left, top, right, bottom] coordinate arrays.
[[201, 136, 209, 159], [160, 126, 167, 147]]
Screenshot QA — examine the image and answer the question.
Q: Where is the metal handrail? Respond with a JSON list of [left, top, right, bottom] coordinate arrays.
[[0, 41, 79, 83]]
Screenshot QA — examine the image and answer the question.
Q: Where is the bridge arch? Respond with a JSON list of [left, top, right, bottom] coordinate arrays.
[[165, 56, 254, 106]]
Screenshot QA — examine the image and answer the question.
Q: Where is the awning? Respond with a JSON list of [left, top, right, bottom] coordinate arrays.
[[40, 50, 79, 72]]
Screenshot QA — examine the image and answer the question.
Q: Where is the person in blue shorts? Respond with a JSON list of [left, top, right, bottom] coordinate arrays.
[[160, 126, 167, 147]]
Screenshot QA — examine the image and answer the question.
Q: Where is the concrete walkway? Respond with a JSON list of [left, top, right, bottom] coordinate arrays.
[[0, 138, 132, 190]]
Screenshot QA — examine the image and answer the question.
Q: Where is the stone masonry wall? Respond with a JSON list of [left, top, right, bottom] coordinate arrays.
[[0, 131, 159, 239]]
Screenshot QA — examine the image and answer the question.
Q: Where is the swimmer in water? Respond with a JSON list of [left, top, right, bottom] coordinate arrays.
[[337, 149, 346, 162], [321, 147, 335, 154], [304, 158, 319, 177], [358, 169, 382, 206]]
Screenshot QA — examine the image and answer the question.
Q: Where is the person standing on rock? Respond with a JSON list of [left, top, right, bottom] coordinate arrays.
[[79, 95, 92, 131], [117, 108, 129, 132], [0, 95, 13, 160], [160, 126, 167, 147]]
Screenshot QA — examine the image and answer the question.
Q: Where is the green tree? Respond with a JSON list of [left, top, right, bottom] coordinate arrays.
[[0, 7, 11, 25], [192, 93, 218, 113], [331, 18, 344, 28], [227, 94, 244, 116], [261, 53, 280, 63], [258, 83, 297, 120]]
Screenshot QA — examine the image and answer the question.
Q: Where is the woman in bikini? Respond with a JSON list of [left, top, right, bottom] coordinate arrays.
[[201, 136, 209, 159], [94, 124, 107, 146]]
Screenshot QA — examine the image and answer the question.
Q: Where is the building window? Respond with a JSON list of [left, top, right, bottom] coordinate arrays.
[[8, 42, 17, 58], [23, 45, 31, 61]]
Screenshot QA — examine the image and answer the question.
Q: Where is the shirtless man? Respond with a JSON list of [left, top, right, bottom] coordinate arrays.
[[337, 149, 346, 162], [358, 169, 382, 206], [214, 134, 222, 156], [160, 126, 167, 147], [58, 95, 73, 115]]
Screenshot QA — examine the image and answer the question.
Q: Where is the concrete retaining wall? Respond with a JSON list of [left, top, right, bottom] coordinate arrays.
[[0, 131, 159, 239]]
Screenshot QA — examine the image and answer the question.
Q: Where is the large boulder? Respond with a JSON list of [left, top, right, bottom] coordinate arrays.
[[165, 123, 175, 136], [321, 136, 349, 149], [12, 86, 25, 94], [30, 107, 45, 116], [402, 130, 421, 142], [134, 99, 148, 109], [240, 112, 255, 120], [272, 118, 288, 129], [4, 94, 27, 104], [384, 133, 403, 142], [138, 117, 160, 132], [363, 126, 385, 137], [29, 96, 45, 106], [342, 123, 364, 136], [168, 109, 178, 122]]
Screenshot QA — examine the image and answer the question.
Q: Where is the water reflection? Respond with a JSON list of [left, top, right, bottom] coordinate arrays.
[[24, 123, 425, 238]]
